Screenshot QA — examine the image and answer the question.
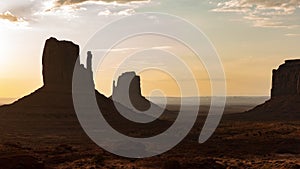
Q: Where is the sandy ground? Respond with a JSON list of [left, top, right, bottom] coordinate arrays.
[[0, 105, 299, 169]]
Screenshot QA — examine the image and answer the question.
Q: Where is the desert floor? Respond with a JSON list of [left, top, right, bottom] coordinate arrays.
[[0, 105, 299, 169]]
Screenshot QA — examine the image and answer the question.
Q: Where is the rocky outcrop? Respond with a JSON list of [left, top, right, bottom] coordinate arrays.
[[0, 38, 92, 109], [112, 72, 150, 111], [42, 38, 80, 91], [0, 37, 172, 137], [271, 59, 300, 98], [241, 59, 300, 120], [113, 72, 143, 101]]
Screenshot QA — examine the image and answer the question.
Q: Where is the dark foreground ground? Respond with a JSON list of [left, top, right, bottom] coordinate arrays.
[[0, 106, 299, 169]]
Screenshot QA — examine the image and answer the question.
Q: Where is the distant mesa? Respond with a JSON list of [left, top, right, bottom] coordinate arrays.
[[244, 59, 300, 119], [271, 59, 300, 98]]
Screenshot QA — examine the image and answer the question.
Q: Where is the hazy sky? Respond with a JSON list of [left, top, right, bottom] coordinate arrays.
[[0, 0, 300, 98]]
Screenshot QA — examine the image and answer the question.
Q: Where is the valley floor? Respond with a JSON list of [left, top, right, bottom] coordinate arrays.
[[0, 107, 299, 169]]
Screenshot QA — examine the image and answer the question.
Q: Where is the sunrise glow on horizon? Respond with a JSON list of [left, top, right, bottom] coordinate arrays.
[[1, 0, 300, 98]]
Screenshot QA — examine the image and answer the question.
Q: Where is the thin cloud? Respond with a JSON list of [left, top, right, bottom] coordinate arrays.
[[151, 46, 172, 50], [42, 0, 151, 18], [92, 47, 138, 52], [54, 0, 148, 7], [285, 33, 300, 37], [1, 0, 151, 25], [92, 46, 172, 52], [0, 11, 23, 22], [211, 0, 300, 28], [98, 8, 135, 16]]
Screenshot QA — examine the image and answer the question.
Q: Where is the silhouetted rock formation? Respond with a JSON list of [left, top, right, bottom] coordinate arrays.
[[271, 59, 300, 98], [111, 71, 171, 120], [0, 38, 93, 110], [42, 38, 79, 91], [242, 59, 300, 120], [0, 37, 173, 138], [113, 72, 143, 101], [112, 72, 150, 111]]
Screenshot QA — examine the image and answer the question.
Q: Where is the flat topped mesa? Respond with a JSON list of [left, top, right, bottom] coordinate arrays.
[[271, 59, 300, 98]]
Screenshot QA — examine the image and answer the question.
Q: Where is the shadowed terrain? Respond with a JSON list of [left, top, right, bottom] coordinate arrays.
[[0, 38, 299, 169], [226, 59, 300, 121]]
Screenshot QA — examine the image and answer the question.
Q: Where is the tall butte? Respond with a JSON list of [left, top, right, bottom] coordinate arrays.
[[42, 37, 80, 91], [244, 59, 300, 119], [112, 72, 151, 111], [0, 37, 172, 136], [0, 38, 90, 111]]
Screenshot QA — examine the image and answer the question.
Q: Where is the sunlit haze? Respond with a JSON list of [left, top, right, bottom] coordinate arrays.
[[1, 0, 300, 98]]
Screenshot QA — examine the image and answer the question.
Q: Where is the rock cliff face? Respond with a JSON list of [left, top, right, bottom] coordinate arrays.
[[271, 59, 300, 98], [42, 38, 80, 91], [113, 72, 142, 100], [112, 72, 150, 111], [0, 37, 172, 136], [242, 59, 300, 120], [0, 38, 93, 109]]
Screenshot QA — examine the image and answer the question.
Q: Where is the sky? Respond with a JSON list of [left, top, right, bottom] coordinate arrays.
[[0, 0, 300, 98]]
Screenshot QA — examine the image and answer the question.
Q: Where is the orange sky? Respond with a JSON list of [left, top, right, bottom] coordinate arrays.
[[1, 0, 300, 98]]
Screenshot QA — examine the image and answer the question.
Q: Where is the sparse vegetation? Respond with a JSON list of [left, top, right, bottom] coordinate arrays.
[[92, 154, 105, 166]]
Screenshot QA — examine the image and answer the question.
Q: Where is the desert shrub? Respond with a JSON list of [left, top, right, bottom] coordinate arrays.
[[289, 163, 300, 169], [92, 154, 105, 166], [275, 147, 298, 154], [163, 160, 181, 169], [54, 144, 73, 154]]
